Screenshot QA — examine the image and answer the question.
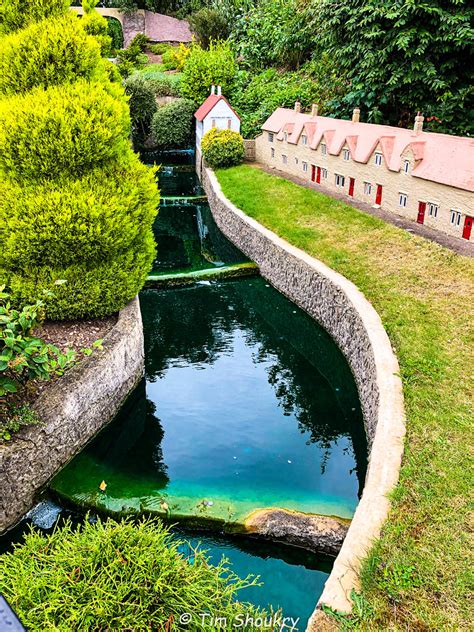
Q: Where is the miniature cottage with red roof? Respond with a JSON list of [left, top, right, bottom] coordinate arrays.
[[254, 103, 473, 241], [195, 86, 241, 169]]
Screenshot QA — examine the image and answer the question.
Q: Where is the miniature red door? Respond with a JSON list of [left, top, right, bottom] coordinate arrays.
[[462, 215, 473, 240], [311, 165, 316, 182], [417, 201, 426, 224], [375, 184, 383, 205], [348, 177, 355, 197], [316, 166, 321, 184]]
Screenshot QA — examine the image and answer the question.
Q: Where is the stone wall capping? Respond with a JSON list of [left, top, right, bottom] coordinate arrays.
[[0, 297, 144, 534], [201, 167, 406, 624]]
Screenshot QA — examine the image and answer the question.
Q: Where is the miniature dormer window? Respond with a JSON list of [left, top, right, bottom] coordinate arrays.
[[268, 132, 274, 142], [284, 131, 288, 141], [321, 143, 327, 155], [374, 152, 383, 166], [343, 148, 350, 161], [403, 159, 410, 174], [301, 135, 308, 145]]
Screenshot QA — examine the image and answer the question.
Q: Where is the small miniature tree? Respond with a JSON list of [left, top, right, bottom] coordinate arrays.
[[81, 0, 112, 57], [201, 128, 245, 169], [151, 98, 195, 148], [123, 73, 158, 146], [188, 8, 229, 50]]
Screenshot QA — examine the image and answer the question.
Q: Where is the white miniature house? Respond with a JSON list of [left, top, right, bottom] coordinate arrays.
[[194, 85, 241, 160]]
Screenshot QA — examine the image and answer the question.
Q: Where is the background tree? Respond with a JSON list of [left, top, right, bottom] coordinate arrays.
[[316, 0, 474, 134]]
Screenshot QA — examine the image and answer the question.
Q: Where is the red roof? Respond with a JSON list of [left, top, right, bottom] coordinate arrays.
[[194, 94, 241, 122]]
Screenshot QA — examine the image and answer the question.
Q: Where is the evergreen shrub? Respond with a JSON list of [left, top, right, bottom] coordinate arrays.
[[151, 98, 195, 148], [0, 81, 131, 180], [0, 157, 159, 319], [201, 128, 245, 169], [81, 8, 112, 56], [0, 0, 69, 35], [123, 73, 158, 146], [0, 14, 101, 95]]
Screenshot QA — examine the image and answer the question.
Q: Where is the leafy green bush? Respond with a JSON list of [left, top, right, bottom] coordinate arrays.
[[0, 518, 273, 630], [116, 42, 148, 78], [181, 40, 237, 104], [188, 7, 229, 49], [106, 17, 123, 51], [128, 32, 149, 51], [148, 42, 173, 55], [161, 47, 179, 70], [1, 157, 159, 319], [0, 14, 102, 95], [201, 128, 244, 168], [151, 98, 195, 148], [0, 0, 69, 35], [1, 404, 41, 441], [0, 81, 131, 181], [0, 287, 76, 399], [123, 73, 158, 146]]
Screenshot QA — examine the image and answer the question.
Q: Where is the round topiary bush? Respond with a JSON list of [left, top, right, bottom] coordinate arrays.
[[0, 518, 272, 630], [0, 80, 131, 180], [0, 156, 159, 319], [0, 14, 102, 95], [123, 73, 158, 147], [201, 128, 245, 169], [151, 98, 195, 148]]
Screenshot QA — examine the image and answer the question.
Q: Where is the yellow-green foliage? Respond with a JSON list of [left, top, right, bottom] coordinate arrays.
[[0, 0, 69, 35], [1, 157, 158, 269], [201, 128, 245, 169], [0, 14, 102, 95], [81, 9, 112, 57], [0, 80, 131, 180]]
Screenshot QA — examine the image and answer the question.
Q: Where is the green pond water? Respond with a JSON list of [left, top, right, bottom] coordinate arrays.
[[46, 151, 367, 625]]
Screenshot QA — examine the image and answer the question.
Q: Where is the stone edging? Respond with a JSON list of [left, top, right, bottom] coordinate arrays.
[[201, 167, 406, 620], [0, 297, 144, 534]]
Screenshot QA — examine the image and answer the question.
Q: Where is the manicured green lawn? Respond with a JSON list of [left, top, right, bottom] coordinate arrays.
[[216, 164, 474, 630]]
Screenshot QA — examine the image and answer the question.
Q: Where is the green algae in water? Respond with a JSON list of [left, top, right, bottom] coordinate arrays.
[[51, 278, 367, 525]]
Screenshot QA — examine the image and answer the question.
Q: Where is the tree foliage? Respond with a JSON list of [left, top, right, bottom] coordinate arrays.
[[181, 40, 237, 104], [316, 0, 474, 133], [123, 73, 158, 146], [0, 0, 69, 35], [151, 98, 195, 148], [201, 127, 244, 168], [188, 7, 229, 49], [0, 14, 102, 95]]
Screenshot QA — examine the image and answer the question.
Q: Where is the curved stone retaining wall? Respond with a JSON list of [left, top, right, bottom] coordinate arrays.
[[0, 297, 144, 534], [201, 167, 405, 621]]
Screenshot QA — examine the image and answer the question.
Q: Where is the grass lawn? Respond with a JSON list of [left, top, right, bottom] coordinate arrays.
[[216, 164, 473, 630]]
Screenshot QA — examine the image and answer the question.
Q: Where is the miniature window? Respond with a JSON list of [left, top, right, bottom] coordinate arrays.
[[374, 152, 383, 166], [271, 147, 275, 158], [301, 135, 308, 145], [282, 154, 288, 165], [450, 209, 462, 226], [335, 174, 345, 187], [284, 131, 288, 141], [268, 132, 274, 142], [364, 182, 372, 195], [321, 143, 327, 155], [399, 193, 408, 207], [428, 203, 439, 218], [302, 161, 308, 172], [321, 168, 328, 179], [403, 159, 410, 173], [211, 119, 216, 128], [343, 148, 350, 161]]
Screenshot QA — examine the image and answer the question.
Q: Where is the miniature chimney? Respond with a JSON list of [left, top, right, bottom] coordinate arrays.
[[211, 84, 215, 95], [217, 85, 222, 96], [352, 108, 360, 123], [413, 112, 424, 135], [294, 101, 301, 114], [311, 104, 318, 117]]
